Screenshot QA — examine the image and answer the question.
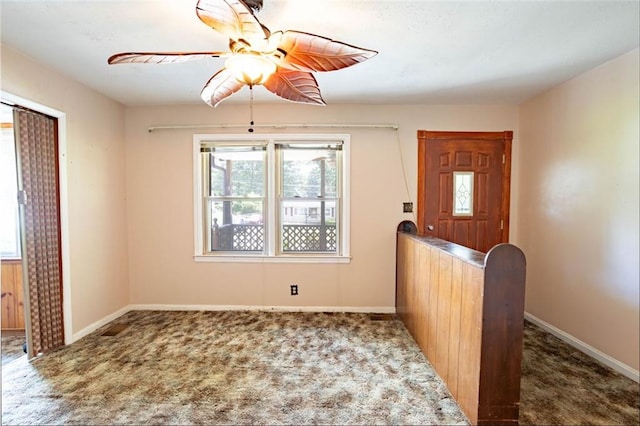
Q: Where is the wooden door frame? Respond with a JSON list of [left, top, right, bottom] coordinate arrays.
[[417, 130, 513, 243]]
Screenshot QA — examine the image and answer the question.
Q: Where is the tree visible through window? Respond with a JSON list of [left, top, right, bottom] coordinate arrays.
[[205, 145, 265, 252]]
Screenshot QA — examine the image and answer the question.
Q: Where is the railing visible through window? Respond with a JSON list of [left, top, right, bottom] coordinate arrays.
[[277, 142, 340, 253], [203, 144, 266, 253]]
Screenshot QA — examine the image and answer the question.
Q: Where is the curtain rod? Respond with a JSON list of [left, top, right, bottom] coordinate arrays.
[[147, 123, 399, 132]]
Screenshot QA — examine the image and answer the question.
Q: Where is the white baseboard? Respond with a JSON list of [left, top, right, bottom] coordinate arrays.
[[525, 312, 639, 383], [71, 305, 131, 343], [128, 304, 396, 314]]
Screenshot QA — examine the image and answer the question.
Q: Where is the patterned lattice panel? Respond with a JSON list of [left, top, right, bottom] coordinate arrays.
[[213, 224, 263, 251], [282, 225, 336, 252], [232, 225, 264, 251]]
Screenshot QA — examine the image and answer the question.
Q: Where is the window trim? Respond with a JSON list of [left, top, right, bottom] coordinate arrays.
[[193, 133, 351, 263]]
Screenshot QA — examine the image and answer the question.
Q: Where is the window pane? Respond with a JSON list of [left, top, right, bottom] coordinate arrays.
[[453, 171, 474, 216], [281, 148, 337, 198], [0, 107, 21, 259], [209, 200, 264, 252], [281, 200, 337, 253], [208, 149, 264, 197]]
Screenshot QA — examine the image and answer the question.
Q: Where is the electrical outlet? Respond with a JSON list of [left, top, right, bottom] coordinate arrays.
[[290, 284, 298, 296], [403, 202, 413, 213]]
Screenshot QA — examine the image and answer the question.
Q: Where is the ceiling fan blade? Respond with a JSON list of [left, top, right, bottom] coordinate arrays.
[[201, 68, 246, 107], [108, 52, 225, 65], [276, 30, 377, 73], [263, 69, 325, 105], [196, 0, 270, 46]]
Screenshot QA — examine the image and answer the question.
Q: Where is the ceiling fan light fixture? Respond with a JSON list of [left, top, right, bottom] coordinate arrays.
[[109, 0, 377, 107], [225, 53, 276, 86]]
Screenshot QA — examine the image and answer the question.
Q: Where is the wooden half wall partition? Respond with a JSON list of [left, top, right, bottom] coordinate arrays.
[[396, 221, 526, 425]]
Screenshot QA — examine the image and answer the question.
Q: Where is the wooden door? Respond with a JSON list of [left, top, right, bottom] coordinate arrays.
[[417, 131, 512, 253]]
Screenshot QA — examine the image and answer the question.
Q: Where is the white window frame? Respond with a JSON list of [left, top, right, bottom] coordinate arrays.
[[193, 134, 351, 263]]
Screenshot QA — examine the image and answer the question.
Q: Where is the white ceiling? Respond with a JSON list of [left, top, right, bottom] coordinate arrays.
[[1, 0, 638, 107]]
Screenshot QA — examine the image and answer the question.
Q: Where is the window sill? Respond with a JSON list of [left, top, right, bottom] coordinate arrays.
[[193, 254, 351, 264]]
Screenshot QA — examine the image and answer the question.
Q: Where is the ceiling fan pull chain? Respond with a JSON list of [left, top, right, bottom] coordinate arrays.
[[248, 85, 255, 133]]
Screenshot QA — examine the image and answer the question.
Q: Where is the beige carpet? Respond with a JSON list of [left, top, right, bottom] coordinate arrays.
[[1, 333, 25, 367], [2, 310, 639, 425], [519, 320, 639, 425]]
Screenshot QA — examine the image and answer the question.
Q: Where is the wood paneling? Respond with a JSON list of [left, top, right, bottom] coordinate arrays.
[[415, 244, 430, 349], [396, 231, 526, 425], [1, 260, 25, 330]]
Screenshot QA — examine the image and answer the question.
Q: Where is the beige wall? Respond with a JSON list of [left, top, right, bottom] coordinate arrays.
[[125, 104, 519, 309], [5, 36, 637, 376], [1, 44, 130, 337], [4, 36, 636, 377], [518, 49, 639, 371]]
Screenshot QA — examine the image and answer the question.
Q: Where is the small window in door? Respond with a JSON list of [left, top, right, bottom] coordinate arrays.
[[453, 171, 473, 216]]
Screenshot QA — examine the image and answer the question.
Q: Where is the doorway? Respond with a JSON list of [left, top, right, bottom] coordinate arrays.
[[1, 105, 25, 348], [417, 130, 512, 253], [1, 99, 66, 358]]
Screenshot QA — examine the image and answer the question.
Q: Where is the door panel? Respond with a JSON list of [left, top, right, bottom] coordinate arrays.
[[418, 131, 512, 253], [453, 220, 472, 248], [438, 173, 450, 214]]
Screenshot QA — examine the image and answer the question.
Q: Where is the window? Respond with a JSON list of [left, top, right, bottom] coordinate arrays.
[[453, 171, 474, 216], [0, 106, 21, 260], [194, 134, 350, 262]]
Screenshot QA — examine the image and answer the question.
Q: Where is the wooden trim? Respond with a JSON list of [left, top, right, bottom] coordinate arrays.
[[417, 130, 509, 141], [417, 134, 427, 235], [501, 132, 513, 243], [53, 118, 64, 339], [478, 243, 526, 424]]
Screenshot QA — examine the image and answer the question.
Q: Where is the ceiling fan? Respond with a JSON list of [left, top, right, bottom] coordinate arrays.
[[108, 0, 378, 108]]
